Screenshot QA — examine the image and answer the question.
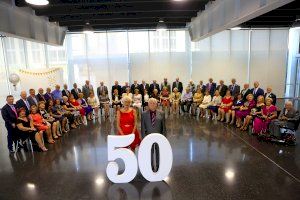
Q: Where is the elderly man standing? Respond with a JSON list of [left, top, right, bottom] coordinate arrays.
[[82, 80, 94, 99], [269, 101, 299, 138], [141, 98, 166, 172]]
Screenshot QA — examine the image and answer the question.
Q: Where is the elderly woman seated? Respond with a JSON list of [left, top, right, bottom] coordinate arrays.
[[191, 88, 203, 116], [269, 101, 300, 138], [160, 87, 171, 113], [171, 88, 181, 114], [229, 93, 244, 125], [217, 90, 233, 122], [88, 92, 100, 118], [252, 97, 277, 135], [199, 90, 212, 118], [235, 94, 256, 128], [78, 93, 93, 121], [207, 90, 222, 119], [97, 90, 109, 118], [180, 87, 193, 113], [62, 96, 81, 127]]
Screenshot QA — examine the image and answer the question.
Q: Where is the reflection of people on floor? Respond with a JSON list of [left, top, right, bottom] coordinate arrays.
[[141, 98, 166, 172]]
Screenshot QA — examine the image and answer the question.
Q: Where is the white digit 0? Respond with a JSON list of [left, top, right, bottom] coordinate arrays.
[[138, 133, 173, 182]]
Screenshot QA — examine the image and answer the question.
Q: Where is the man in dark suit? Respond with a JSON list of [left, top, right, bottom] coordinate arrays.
[[241, 83, 251, 101], [131, 80, 140, 93], [121, 82, 130, 94], [36, 88, 46, 102], [97, 81, 108, 97], [141, 98, 166, 172], [229, 78, 240, 98], [27, 89, 38, 107], [16, 91, 31, 115], [172, 77, 183, 93], [264, 86, 277, 105], [161, 78, 171, 92], [206, 78, 217, 97], [140, 80, 150, 95], [196, 80, 206, 94], [62, 84, 71, 97], [112, 81, 122, 97], [149, 80, 160, 95], [250, 81, 264, 100], [1, 95, 18, 153], [216, 80, 228, 97], [44, 88, 54, 102], [71, 83, 81, 100]]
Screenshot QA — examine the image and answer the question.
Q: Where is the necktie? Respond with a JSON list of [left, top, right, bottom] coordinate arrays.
[[10, 105, 17, 118], [151, 112, 156, 127], [33, 97, 38, 105], [24, 100, 30, 110], [232, 85, 235, 92]]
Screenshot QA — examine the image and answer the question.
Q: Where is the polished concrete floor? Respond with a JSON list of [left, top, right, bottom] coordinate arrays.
[[0, 113, 300, 200]]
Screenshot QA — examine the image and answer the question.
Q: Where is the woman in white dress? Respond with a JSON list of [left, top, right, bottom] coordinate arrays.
[[207, 90, 222, 119], [87, 92, 100, 118], [133, 89, 142, 116], [199, 90, 212, 118]]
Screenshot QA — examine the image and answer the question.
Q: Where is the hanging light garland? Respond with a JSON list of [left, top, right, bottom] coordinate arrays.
[[19, 68, 61, 76]]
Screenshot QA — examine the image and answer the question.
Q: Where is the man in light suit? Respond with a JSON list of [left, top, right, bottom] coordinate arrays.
[[141, 98, 166, 172], [264, 86, 277, 105], [250, 81, 264, 100], [229, 78, 240, 98], [97, 81, 108, 97], [27, 89, 38, 107], [269, 101, 299, 138]]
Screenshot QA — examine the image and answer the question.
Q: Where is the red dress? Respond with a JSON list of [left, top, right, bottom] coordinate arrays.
[[30, 113, 48, 131], [221, 96, 233, 113], [69, 100, 85, 116], [118, 110, 141, 150]]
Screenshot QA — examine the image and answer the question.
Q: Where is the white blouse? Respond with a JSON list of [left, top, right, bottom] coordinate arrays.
[[133, 94, 142, 104], [202, 95, 212, 105], [87, 97, 99, 108], [144, 94, 149, 102], [211, 96, 222, 106]]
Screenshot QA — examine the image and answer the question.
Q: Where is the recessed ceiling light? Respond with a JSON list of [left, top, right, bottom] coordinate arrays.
[[230, 27, 242, 30], [25, 0, 49, 6]]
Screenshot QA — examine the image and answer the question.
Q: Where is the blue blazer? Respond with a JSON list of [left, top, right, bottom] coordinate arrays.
[[251, 88, 264, 99]]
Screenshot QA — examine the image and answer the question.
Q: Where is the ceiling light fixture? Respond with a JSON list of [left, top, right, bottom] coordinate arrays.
[[83, 22, 94, 34], [157, 19, 167, 30], [230, 26, 242, 30], [25, 0, 49, 6]]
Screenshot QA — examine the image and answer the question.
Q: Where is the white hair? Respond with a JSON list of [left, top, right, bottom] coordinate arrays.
[[148, 98, 158, 104]]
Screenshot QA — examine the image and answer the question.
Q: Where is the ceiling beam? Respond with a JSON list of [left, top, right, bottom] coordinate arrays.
[[59, 17, 190, 26], [49, 11, 197, 22], [34, 2, 205, 16], [68, 22, 186, 31]]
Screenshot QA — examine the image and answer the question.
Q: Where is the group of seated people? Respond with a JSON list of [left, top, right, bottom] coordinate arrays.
[[1, 77, 299, 153]]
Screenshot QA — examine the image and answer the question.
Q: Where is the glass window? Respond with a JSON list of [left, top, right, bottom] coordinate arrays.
[[170, 30, 186, 52], [107, 32, 128, 55], [26, 41, 46, 69], [70, 34, 86, 57], [4, 37, 26, 73], [128, 31, 149, 53], [86, 32, 107, 56], [149, 30, 169, 52], [0, 38, 9, 106]]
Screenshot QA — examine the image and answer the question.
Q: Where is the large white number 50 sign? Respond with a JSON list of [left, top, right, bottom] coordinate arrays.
[[106, 133, 173, 183]]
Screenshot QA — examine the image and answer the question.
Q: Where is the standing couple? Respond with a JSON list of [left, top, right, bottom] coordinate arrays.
[[117, 96, 166, 171]]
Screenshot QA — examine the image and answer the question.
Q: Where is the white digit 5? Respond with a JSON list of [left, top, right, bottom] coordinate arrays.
[[106, 134, 138, 183]]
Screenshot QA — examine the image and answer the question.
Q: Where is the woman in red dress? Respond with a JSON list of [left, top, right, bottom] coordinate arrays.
[[68, 94, 85, 123], [218, 90, 233, 123], [117, 96, 141, 151]]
